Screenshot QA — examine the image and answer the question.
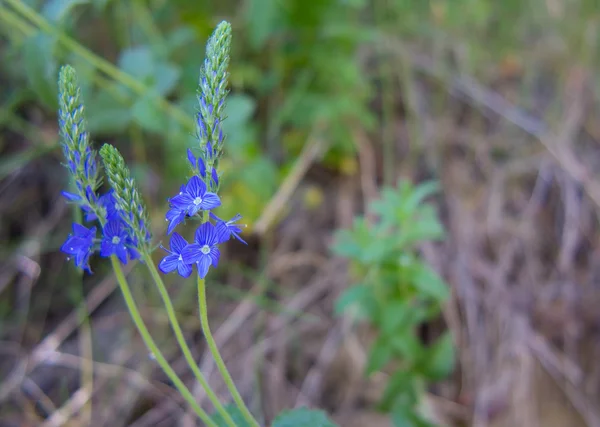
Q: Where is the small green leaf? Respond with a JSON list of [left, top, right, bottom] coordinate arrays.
[[153, 62, 180, 96], [132, 94, 168, 134], [411, 264, 449, 302], [390, 331, 423, 365], [118, 46, 154, 79], [246, 0, 281, 49], [418, 332, 455, 381], [379, 370, 413, 411], [366, 335, 393, 375], [86, 89, 131, 134], [334, 284, 371, 316], [273, 407, 338, 427], [43, 0, 89, 22], [210, 404, 252, 427], [380, 300, 410, 335], [23, 33, 58, 109]]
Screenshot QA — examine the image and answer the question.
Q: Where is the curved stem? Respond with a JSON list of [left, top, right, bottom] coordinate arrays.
[[142, 254, 236, 427], [197, 275, 261, 427], [110, 256, 217, 427]]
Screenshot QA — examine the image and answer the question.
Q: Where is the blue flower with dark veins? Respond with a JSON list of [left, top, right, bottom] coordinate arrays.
[[165, 206, 187, 235], [158, 232, 193, 277], [169, 175, 221, 217], [61, 223, 96, 272], [85, 190, 121, 222], [100, 220, 131, 264], [182, 222, 228, 278], [210, 213, 247, 244]]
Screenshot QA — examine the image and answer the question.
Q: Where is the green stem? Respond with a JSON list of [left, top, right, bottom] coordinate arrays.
[[142, 254, 237, 427], [197, 275, 261, 427], [110, 256, 217, 427]]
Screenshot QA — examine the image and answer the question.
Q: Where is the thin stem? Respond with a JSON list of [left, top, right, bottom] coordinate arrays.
[[197, 276, 261, 427], [142, 253, 237, 427], [110, 256, 217, 427]]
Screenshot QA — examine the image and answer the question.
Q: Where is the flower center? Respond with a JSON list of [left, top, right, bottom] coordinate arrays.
[[201, 245, 210, 255], [193, 196, 202, 206], [178, 255, 183, 261], [112, 236, 121, 245]]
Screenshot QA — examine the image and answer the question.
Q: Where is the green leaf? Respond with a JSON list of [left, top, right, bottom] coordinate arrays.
[[379, 370, 414, 411], [411, 263, 449, 302], [334, 284, 371, 316], [153, 62, 180, 96], [132, 95, 168, 134], [273, 407, 338, 427], [246, 0, 281, 49], [402, 180, 440, 214], [380, 300, 410, 335], [417, 332, 455, 381], [118, 46, 154, 79], [86, 89, 131, 134], [210, 404, 252, 427], [390, 331, 423, 365], [43, 0, 89, 22], [23, 33, 58, 109], [365, 335, 393, 375]]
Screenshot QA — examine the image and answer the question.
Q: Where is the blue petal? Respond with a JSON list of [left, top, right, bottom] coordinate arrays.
[[209, 247, 220, 268], [194, 222, 213, 246], [198, 157, 206, 177], [196, 255, 211, 279], [187, 148, 196, 168], [159, 254, 179, 274], [181, 243, 203, 264], [99, 240, 113, 257], [186, 176, 206, 198], [177, 262, 193, 278], [170, 193, 193, 211], [103, 220, 122, 239], [211, 168, 219, 187], [215, 222, 231, 244], [62, 191, 82, 202], [61, 236, 84, 255], [200, 192, 221, 210], [72, 223, 91, 237], [115, 245, 128, 264], [170, 232, 188, 254]]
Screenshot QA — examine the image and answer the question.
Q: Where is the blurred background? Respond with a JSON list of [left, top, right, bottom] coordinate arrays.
[[2, 0, 600, 426]]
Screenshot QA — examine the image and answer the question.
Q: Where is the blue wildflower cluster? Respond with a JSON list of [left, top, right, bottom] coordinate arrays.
[[160, 21, 246, 280], [58, 65, 145, 272]]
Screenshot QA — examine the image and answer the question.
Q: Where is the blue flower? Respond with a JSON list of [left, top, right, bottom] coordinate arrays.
[[61, 223, 96, 272], [182, 222, 228, 278], [85, 190, 121, 222], [165, 206, 187, 235], [158, 232, 193, 277], [210, 213, 247, 244], [100, 220, 132, 264], [169, 176, 221, 217]]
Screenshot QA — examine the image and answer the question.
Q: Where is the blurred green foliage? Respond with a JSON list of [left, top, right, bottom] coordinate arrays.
[[333, 181, 454, 427]]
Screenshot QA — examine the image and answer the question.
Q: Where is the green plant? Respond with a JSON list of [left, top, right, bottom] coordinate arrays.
[[333, 180, 455, 427], [54, 19, 338, 427]]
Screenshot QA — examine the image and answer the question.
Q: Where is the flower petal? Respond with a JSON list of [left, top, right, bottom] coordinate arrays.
[[199, 192, 221, 210], [61, 191, 82, 202], [186, 176, 206, 198], [115, 245, 128, 264], [215, 222, 230, 244], [170, 193, 193, 211], [177, 262, 193, 278], [209, 247, 220, 268], [194, 222, 213, 245], [170, 232, 188, 254], [159, 254, 179, 274], [187, 148, 196, 168], [181, 243, 203, 264], [99, 240, 113, 257], [196, 255, 211, 279]]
